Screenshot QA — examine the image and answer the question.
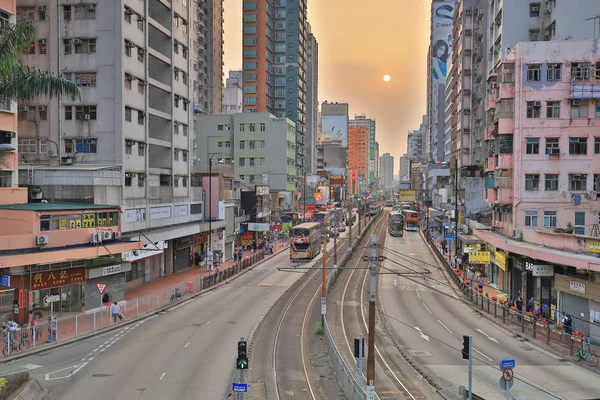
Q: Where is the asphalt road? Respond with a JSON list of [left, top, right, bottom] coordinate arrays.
[[380, 227, 600, 400], [1, 251, 306, 400]]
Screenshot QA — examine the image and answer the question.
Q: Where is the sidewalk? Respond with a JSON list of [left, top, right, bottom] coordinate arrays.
[[422, 229, 600, 374], [1, 240, 289, 361]]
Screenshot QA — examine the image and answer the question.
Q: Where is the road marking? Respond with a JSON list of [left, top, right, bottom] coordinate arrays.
[[422, 303, 433, 315], [393, 279, 398, 286], [416, 290, 421, 300], [437, 319, 453, 334], [160, 372, 166, 380], [473, 348, 493, 362], [224, 304, 229, 308], [240, 292, 245, 296], [476, 328, 499, 344], [45, 362, 88, 381], [414, 327, 430, 342], [185, 342, 190, 348], [206, 320, 211, 325]]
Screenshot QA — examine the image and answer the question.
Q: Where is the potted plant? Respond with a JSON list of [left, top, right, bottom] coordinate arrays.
[[566, 222, 575, 234]]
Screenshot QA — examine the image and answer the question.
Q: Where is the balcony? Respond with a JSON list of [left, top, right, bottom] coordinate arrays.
[[485, 93, 496, 111], [486, 156, 496, 172], [497, 114, 514, 135], [486, 188, 497, 203], [498, 82, 515, 99], [496, 154, 513, 169], [485, 124, 497, 141], [496, 188, 512, 205]]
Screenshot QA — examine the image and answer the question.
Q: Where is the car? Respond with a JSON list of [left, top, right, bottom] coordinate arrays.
[[337, 225, 346, 232]]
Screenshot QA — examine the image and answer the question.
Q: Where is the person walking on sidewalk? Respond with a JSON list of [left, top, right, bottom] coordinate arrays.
[[562, 312, 573, 339], [111, 302, 121, 323]]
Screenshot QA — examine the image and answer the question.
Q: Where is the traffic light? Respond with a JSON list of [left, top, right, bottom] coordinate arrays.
[[353, 337, 365, 358], [462, 335, 471, 360], [237, 340, 249, 369]]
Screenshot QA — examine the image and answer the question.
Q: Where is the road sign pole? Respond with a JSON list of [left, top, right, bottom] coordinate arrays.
[[99, 295, 103, 328], [358, 333, 364, 389], [468, 336, 473, 400], [237, 369, 244, 400]]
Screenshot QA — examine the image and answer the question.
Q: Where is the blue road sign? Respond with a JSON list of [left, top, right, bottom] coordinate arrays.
[[0, 275, 10, 287], [500, 358, 515, 369], [445, 235, 454, 240], [232, 383, 248, 393]]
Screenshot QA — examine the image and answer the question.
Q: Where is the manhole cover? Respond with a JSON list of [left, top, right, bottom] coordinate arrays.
[[93, 373, 112, 378], [226, 321, 237, 325], [407, 350, 433, 357]]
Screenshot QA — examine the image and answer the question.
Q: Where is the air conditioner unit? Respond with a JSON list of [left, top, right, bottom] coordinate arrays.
[[37, 6, 46, 11], [464, 49, 472, 56], [88, 139, 97, 144], [462, 148, 470, 153], [38, 106, 47, 111], [90, 233, 99, 244], [61, 156, 74, 165], [47, 149, 56, 157], [463, 109, 471, 115], [125, 8, 134, 15], [72, 38, 82, 45], [102, 231, 112, 240], [572, 99, 581, 106], [84, 114, 91, 120], [114, 231, 122, 240], [513, 229, 523, 241], [125, 74, 135, 80], [86, 4, 95, 9], [531, 6, 539, 12], [38, 39, 47, 45], [463, 128, 471, 134], [18, 106, 29, 111], [465, 29, 473, 36], [4, 131, 16, 138], [36, 235, 49, 246], [546, 148, 560, 155]]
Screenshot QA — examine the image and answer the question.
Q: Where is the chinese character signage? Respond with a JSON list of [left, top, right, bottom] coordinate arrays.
[[398, 190, 416, 201], [569, 280, 586, 294], [468, 251, 491, 265], [589, 241, 600, 253], [30, 267, 86, 290], [494, 251, 507, 271]]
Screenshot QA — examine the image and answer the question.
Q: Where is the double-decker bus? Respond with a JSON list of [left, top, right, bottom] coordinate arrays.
[[369, 204, 380, 216], [289, 222, 323, 260], [401, 210, 419, 231], [388, 212, 404, 237]]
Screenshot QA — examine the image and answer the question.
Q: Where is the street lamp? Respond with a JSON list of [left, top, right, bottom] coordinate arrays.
[[208, 153, 224, 268]]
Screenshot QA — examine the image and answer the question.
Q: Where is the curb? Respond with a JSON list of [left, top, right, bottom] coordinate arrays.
[[0, 246, 289, 366]]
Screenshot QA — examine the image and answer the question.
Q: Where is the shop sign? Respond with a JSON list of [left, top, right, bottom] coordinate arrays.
[[494, 251, 507, 271], [570, 281, 586, 294], [150, 206, 171, 220], [43, 294, 60, 305], [194, 233, 208, 246], [174, 204, 188, 217], [102, 265, 122, 276], [0, 275, 10, 287], [124, 208, 146, 223], [398, 190, 416, 201], [532, 265, 554, 277], [468, 251, 491, 264], [589, 241, 600, 253], [31, 267, 86, 290], [248, 223, 270, 232], [463, 244, 481, 254]]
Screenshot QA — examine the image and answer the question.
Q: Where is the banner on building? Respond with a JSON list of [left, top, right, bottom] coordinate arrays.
[[248, 223, 270, 232], [468, 251, 491, 265], [494, 251, 507, 271], [398, 189, 416, 201], [589, 241, 600, 253]]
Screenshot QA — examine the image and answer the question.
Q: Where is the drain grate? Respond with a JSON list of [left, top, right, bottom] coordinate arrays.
[[407, 350, 433, 357]]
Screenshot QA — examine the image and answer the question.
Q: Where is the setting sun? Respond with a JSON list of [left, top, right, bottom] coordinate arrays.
[[383, 74, 391, 82]]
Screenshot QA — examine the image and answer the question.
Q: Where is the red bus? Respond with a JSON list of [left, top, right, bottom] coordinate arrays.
[[401, 210, 419, 231]]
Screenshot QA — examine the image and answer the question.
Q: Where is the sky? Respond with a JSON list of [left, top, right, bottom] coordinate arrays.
[[222, 0, 431, 168]]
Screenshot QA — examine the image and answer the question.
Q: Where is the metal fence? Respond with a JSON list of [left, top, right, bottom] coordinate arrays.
[[1, 251, 268, 358]]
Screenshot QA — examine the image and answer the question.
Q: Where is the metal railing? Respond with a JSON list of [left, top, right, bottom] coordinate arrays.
[[1, 251, 271, 358]]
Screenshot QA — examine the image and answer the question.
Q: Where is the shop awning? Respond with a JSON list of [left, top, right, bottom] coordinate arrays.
[[457, 233, 485, 245]]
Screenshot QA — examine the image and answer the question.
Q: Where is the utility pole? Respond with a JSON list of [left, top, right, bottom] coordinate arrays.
[[366, 234, 377, 399], [521, 262, 527, 333], [333, 233, 338, 265], [321, 237, 327, 328], [347, 201, 353, 248], [358, 204, 362, 234]]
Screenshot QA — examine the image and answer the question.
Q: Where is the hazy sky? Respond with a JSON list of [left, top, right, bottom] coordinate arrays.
[[222, 0, 431, 167]]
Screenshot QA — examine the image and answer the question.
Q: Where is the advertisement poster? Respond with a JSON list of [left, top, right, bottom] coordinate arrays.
[[321, 115, 349, 147], [431, 1, 455, 84]]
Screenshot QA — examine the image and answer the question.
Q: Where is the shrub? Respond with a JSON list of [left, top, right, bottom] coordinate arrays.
[[314, 325, 324, 335]]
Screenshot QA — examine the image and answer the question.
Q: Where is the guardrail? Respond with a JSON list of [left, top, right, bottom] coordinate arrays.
[[323, 211, 381, 400]]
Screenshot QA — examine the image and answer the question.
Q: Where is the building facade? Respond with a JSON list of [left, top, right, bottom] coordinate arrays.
[[223, 70, 243, 114], [349, 114, 376, 186], [204, 0, 224, 114], [380, 152, 394, 189], [347, 126, 368, 195], [306, 24, 319, 175]]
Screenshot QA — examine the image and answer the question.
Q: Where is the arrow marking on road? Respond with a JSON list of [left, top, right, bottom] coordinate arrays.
[[6, 364, 43, 376], [393, 279, 398, 286], [45, 362, 88, 381], [476, 328, 499, 344], [414, 327, 430, 342]]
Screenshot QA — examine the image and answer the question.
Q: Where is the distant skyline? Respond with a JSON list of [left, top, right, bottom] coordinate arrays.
[[222, 0, 431, 161]]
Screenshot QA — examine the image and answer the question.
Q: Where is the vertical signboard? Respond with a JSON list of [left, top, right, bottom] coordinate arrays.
[[431, 1, 455, 85], [369, 120, 375, 183]]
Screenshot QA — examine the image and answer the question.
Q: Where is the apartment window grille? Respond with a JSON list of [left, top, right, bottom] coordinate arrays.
[[544, 211, 557, 228], [526, 138, 539, 154], [545, 174, 559, 191], [138, 143, 146, 156], [545, 137, 559, 153], [569, 137, 587, 155], [571, 63, 590, 81], [525, 174, 540, 191], [569, 174, 587, 191]]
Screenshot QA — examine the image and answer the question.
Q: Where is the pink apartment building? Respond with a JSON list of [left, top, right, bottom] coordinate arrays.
[[478, 40, 600, 337]]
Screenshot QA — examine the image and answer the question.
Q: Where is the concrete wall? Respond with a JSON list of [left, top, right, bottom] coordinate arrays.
[[84, 271, 126, 308]]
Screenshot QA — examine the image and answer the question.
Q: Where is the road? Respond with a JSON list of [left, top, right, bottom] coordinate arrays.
[[1, 250, 306, 400], [380, 225, 600, 400]]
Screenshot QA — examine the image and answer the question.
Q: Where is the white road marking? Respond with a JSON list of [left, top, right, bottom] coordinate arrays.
[[437, 319, 453, 334], [476, 328, 500, 344], [416, 290, 421, 300], [422, 303, 433, 315], [160, 372, 166, 380], [240, 292, 245, 296], [414, 327, 430, 342], [473, 347, 493, 362], [185, 342, 190, 348], [45, 362, 88, 381], [206, 320, 211, 325], [88, 357, 95, 361], [224, 304, 229, 308]]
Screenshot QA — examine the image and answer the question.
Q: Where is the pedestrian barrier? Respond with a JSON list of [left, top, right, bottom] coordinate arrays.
[[1, 248, 277, 359]]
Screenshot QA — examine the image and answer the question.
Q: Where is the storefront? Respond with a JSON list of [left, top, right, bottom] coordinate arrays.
[[174, 235, 193, 272], [30, 265, 86, 317], [193, 232, 208, 262], [556, 274, 600, 335], [83, 257, 130, 310], [490, 249, 508, 291]]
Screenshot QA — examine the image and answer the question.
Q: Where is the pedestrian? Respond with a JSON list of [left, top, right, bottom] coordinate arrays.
[[562, 312, 573, 337], [515, 296, 523, 320], [111, 301, 121, 323], [477, 275, 484, 291], [252, 241, 256, 253], [527, 296, 535, 313]]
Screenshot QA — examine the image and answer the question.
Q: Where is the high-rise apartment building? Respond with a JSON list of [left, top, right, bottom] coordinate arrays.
[[380, 153, 394, 189], [14, 0, 222, 275], [399, 154, 410, 181], [204, 0, 224, 114], [306, 24, 319, 175], [347, 125, 368, 194], [241, 0, 309, 177], [349, 113, 376, 185], [223, 70, 243, 114]]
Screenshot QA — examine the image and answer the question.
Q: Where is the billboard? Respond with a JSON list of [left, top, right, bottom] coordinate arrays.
[[431, 1, 455, 85], [321, 115, 348, 147], [398, 189, 416, 202]]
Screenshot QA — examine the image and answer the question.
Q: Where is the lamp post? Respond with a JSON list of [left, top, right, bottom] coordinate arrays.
[[208, 153, 224, 269]]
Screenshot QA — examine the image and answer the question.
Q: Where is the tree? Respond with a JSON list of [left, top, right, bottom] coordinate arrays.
[[0, 20, 80, 168]]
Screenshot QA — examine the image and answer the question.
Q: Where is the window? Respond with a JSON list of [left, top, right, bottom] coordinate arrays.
[[526, 138, 539, 154], [137, 110, 144, 125], [124, 7, 132, 23], [260, 123, 266, 132], [138, 142, 145, 156], [125, 141, 132, 155], [528, 30, 540, 41], [525, 210, 538, 227], [244, 73, 257, 81], [545, 174, 558, 191], [244, 38, 257, 46], [138, 80, 145, 94], [74, 4, 96, 20], [27, 42, 35, 54], [595, 137, 600, 154], [63, 39, 72, 55], [526, 101, 541, 118], [244, 97, 257, 105], [125, 107, 132, 122], [18, 139, 37, 154], [138, 174, 145, 187], [525, 174, 539, 191], [125, 174, 132, 187], [74, 38, 97, 54], [527, 64, 541, 81], [182, 125, 188, 136], [73, 139, 97, 153], [17, 7, 35, 21], [74, 105, 97, 120], [64, 106, 73, 120], [569, 174, 587, 191], [244, 85, 257, 93], [239, 141, 245, 149], [545, 137, 559, 155], [243, 26, 257, 34], [546, 101, 560, 118], [38, 40, 47, 54], [570, 100, 589, 118], [74, 72, 96, 87], [182, 151, 188, 162], [63, 5, 72, 20], [243, 62, 257, 69], [595, 174, 600, 191], [569, 137, 587, 155], [243, 14, 257, 23], [571, 62, 590, 81], [547, 63, 561, 81], [544, 211, 557, 228], [244, 2, 257, 10], [174, 149, 179, 161], [529, 3, 540, 17], [574, 212, 586, 235]]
